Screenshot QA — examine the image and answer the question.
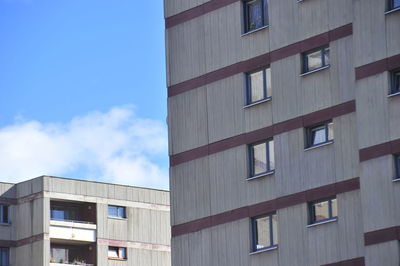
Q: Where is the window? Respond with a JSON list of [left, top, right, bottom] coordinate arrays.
[[248, 139, 274, 178], [245, 68, 272, 105], [108, 246, 127, 260], [251, 213, 278, 252], [305, 121, 333, 149], [309, 198, 337, 225], [0, 206, 9, 224], [388, 0, 400, 10], [243, 0, 268, 33], [51, 248, 68, 264], [390, 69, 400, 95], [0, 248, 9, 266], [394, 155, 400, 180], [50, 206, 78, 221], [302, 46, 330, 74], [108, 205, 126, 218]]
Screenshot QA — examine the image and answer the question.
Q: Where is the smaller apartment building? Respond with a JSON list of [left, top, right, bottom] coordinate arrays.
[[0, 176, 171, 266]]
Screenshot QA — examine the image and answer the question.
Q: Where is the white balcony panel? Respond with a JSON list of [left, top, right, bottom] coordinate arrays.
[[49, 220, 96, 242]]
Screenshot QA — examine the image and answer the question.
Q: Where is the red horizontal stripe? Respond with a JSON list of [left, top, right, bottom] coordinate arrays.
[[359, 138, 400, 162], [165, 0, 238, 28], [321, 257, 365, 266], [355, 53, 400, 80], [172, 177, 360, 237], [170, 100, 356, 166], [168, 24, 353, 97], [364, 226, 400, 246]]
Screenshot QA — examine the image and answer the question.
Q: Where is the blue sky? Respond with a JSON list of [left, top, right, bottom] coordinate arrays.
[[0, 0, 169, 189]]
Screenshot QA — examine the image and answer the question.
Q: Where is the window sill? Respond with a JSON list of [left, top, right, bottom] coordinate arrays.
[[108, 258, 127, 261], [300, 65, 330, 77], [108, 216, 127, 220], [241, 25, 269, 37], [393, 177, 400, 182], [249, 245, 278, 255], [0, 223, 11, 226], [243, 97, 272, 109], [385, 6, 400, 15], [307, 217, 338, 228], [388, 91, 400, 98], [246, 170, 275, 181], [304, 140, 333, 151]]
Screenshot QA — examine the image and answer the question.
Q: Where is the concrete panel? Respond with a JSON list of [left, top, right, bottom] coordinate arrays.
[[128, 208, 170, 246], [360, 156, 399, 232], [355, 73, 390, 149], [365, 241, 400, 266], [170, 157, 210, 225], [164, 0, 209, 18], [168, 86, 209, 154], [353, 0, 387, 67], [208, 146, 277, 215]]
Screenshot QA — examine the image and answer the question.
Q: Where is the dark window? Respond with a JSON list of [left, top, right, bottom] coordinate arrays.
[[108, 205, 126, 218], [0, 206, 9, 224], [50, 206, 78, 221], [395, 155, 400, 179], [0, 248, 9, 266], [248, 139, 274, 178], [108, 246, 127, 260], [251, 213, 278, 252], [388, 0, 400, 10], [246, 68, 272, 105], [243, 0, 268, 33], [390, 70, 400, 95], [302, 46, 330, 73], [309, 198, 337, 225], [305, 121, 333, 148]]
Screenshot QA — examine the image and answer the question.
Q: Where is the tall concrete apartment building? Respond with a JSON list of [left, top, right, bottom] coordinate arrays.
[[165, 0, 400, 265], [0, 176, 171, 266]]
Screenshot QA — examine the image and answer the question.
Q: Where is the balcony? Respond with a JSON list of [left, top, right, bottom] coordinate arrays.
[[50, 201, 97, 243], [50, 243, 96, 266], [49, 220, 96, 242]]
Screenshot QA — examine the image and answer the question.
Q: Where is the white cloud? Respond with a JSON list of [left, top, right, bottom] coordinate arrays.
[[0, 106, 169, 189]]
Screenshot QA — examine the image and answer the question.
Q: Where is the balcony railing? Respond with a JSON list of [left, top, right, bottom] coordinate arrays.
[[50, 263, 94, 266], [49, 220, 96, 242]]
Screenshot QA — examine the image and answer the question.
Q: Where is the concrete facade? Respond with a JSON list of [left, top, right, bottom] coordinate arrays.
[[165, 0, 400, 265], [0, 176, 171, 266]]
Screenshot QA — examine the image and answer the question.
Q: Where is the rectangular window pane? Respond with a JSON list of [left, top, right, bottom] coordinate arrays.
[[272, 214, 278, 245], [255, 216, 271, 249], [119, 247, 127, 259], [2, 206, 8, 224], [0, 248, 9, 266], [331, 198, 338, 218], [51, 209, 65, 220], [391, 71, 400, 94], [252, 142, 267, 175], [268, 140, 275, 171], [395, 155, 400, 178], [328, 122, 334, 141], [323, 47, 330, 66], [118, 207, 126, 218], [311, 126, 326, 145], [392, 0, 400, 9], [249, 70, 265, 103], [108, 247, 119, 258], [266, 68, 272, 98], [313, 200, 330, 222], [306, 50, 323, 72], [247, 0, 263, 31], [52, 248, 68, 263], [108, 206, 118, 217]]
